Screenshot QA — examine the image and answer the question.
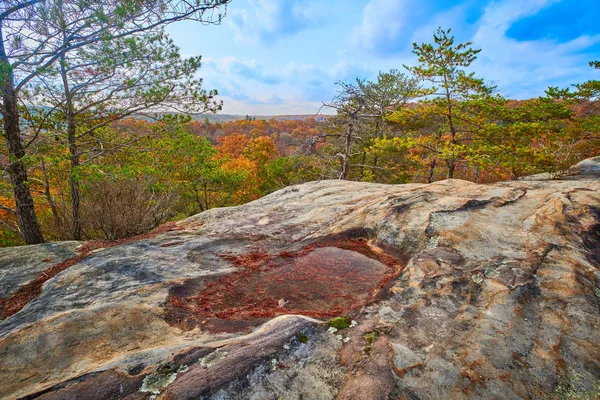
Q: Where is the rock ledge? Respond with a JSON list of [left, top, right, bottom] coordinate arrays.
[[1, 158, 599, 400]]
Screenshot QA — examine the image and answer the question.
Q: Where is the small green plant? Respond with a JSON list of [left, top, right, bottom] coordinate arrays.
[[298, 334, 309, 343], [363, 330, 380, 355], [328, 316, 351, 330], [363, 331, 379, 346]]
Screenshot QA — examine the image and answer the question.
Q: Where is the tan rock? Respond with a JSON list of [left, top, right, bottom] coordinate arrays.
[[0, 157, 599, 399]]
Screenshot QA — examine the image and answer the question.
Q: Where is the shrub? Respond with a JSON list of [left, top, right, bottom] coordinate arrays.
[[81, 177, 176, 240]]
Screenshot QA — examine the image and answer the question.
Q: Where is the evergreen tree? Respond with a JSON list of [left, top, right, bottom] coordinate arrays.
[[406, 27, 493, 180]]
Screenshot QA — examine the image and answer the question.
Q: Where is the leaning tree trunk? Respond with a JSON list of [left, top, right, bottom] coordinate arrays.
[[0, 29, 44, 244]]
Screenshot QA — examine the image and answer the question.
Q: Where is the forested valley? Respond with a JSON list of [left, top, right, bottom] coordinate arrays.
[[1, 2, 598, 247]]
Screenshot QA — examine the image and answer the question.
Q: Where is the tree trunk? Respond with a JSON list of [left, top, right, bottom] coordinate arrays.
[[359, 151, 366, 180], [446, 159, 456, 179], [427, 159, 437, 183], [446, 114, 457, 179], [444, 76, 457, 179], [372, 154, 379, 181], [60, 54, 82, 240], [204, 183, 209, 211], [41, 159, 63, 230], [68, 138, 81, 240], [340, 122, 353, 180], [194, 188, 205, 212], [473, 165, 480, 183], [0, 28, 44, 244]]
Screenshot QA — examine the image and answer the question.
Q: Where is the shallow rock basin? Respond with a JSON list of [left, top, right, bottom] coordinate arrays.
[[166, 239, 401, 332]]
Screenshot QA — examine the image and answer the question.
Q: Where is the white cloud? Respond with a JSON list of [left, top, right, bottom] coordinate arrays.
[[470, 0, 600, 98], [199, 56, 343, 113], [196, 0, 600, 114], [229, 0, 327, 45], [350, 0, 410, 53]]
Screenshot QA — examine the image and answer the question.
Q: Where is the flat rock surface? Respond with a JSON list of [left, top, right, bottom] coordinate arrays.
[[1, 157, 599, 400], [0, 241, 80, 298]]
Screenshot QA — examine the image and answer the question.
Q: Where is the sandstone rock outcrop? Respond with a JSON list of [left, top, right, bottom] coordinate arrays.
[[1, 158, 599, 399]]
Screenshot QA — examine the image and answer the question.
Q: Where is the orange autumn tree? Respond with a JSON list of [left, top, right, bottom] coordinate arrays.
[[243, 136, 280, 166], [216, 132, 257, 203], [216, 134, 280, 203], [217, 132, 251, 158]]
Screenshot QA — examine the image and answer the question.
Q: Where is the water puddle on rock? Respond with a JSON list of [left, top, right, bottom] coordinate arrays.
[[166, 238, 404, 333]]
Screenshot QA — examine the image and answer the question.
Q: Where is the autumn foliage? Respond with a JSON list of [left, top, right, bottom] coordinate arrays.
[[1, 29, 598, 247]]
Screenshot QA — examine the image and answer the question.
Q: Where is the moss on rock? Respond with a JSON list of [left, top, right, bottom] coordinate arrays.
[[298, 334, 309, 343], [328, 316, 351, 330]]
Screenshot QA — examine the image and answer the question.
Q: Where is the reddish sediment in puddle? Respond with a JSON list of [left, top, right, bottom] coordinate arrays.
[[0, 222, 184, 321], [166, 238, 405, 333]]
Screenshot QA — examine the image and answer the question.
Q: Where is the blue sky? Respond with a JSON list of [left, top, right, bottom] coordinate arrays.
[[166, 0, 600, 115]]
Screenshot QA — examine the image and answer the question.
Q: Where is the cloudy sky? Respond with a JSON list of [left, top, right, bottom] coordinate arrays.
[[166, 0, 600, 115]]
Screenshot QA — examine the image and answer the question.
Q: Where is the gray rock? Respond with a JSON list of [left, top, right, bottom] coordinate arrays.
[[0, 241, 80, 297], [0, 158, 599, 400]]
